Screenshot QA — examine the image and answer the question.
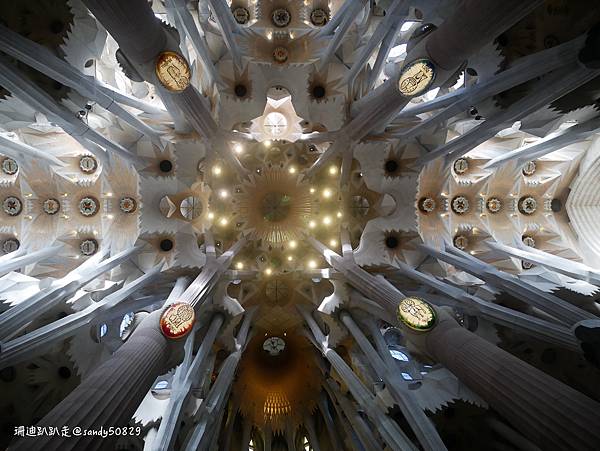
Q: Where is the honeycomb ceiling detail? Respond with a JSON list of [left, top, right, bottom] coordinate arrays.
[[1, 0, 600, 450]]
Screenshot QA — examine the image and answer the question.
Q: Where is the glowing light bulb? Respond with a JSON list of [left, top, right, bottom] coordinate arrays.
[[308, 260, 317, 269], [322, 188, 332, 199], [289, 240, 297, 249], [234, 143, 243, 154], [235, 262, 244, 270], [219, 217, 229, 226], [264, 140, 272, 148], [287, 255, 293, 261], [106, 192, 113, 197], [336, 211, 342, 218], [308, 220, 317, 229], [329, 239, 338, 247], [328, 166, 338, 175], [212, 165, 222, 176], [208, 212, 215, 220], [265, 268, 273, 276], [219, 189, 229, 198], [310, 187, 316, 194], [322, 216, 332, 226], [288, 166, 297, 174]]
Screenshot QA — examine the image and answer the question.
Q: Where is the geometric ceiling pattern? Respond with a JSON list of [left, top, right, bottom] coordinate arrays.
[[1, 0, 600, 450]]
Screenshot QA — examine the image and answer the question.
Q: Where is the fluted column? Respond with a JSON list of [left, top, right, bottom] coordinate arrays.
[[183, 308, 255, 450], [10, 310, 181, 451], [406, 308, 600, 451]]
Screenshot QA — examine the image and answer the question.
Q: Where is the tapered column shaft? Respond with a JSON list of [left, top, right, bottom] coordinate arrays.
[[425, 0, 542, 70], [11, 310, 180, 451], [407, 309, 600, 450]]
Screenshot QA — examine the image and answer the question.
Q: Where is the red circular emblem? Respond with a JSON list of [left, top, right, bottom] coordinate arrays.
[[160, 302, 195, 339]]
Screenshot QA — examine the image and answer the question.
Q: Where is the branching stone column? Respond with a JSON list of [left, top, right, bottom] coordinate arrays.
[[183, 309, 255, 450], [339, 311, 446, 451], [346, 0, 542, 131], [0, 245, 141, 341], [0, 133, 66, 168], [303, 413, 321, 451], [0, 244, 63, 276], [420, 243, 597, 325], [392, 34, 586, 140], [483, 114, 600, 169], [322, 379, 382, 451], [486, 241, 600, 287], [404, 306, 600, 451], [164, 0, 222, 86], [150, 314, 224, 451], [0, 264, 164, 368], [301, 308, 418, 451], [0, 55, 141, 165], [316, 393, 342, 451], [10, 309, 184, 451], [391, 261, 581, 352], [204, 0, 245, 70], [0, 23, 163, 148], [309, 236, 600, 449], [83, 0, 250, 180]]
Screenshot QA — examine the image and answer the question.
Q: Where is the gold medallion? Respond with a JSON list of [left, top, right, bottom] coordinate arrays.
[[160, 302, 195, 339], [398, 59, 436, 97], [155, 51, 191, 92], [397, 296, 436, 331]]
